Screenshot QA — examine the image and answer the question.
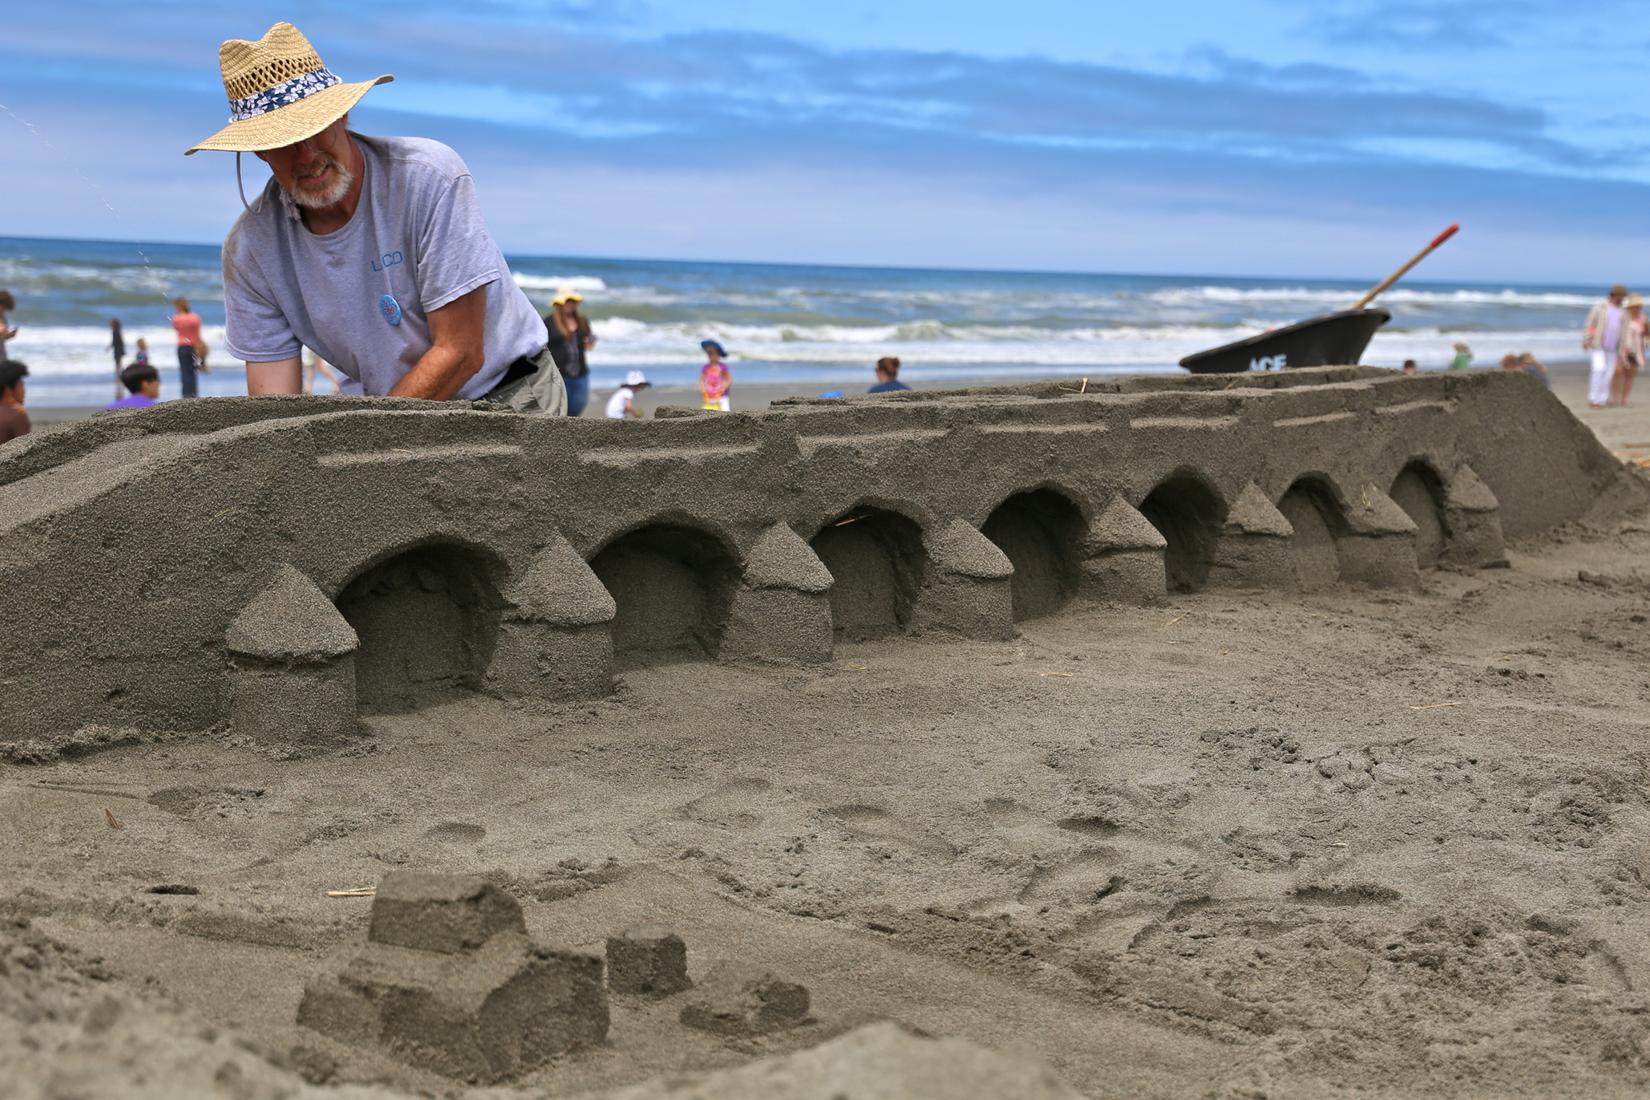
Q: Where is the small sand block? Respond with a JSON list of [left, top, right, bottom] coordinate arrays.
[[367, 871, 524, 955], [679, 961, 809, 1036], [606, 925, 692, 997]]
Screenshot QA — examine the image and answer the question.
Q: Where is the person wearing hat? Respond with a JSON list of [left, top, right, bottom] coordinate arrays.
[[1613, 293, 1647, 407], [605, 370, 651, 419], [545, 285, 595, 416], [1583, 284, 1629, 408], [699, 340, 731, 412], [189, 23, 563, 414]]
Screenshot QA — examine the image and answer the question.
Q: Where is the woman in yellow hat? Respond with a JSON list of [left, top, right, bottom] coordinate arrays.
[[545, 286, 595, 416]]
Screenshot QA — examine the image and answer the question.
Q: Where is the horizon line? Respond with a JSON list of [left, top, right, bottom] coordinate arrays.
[[0, 232, 1606, 294]]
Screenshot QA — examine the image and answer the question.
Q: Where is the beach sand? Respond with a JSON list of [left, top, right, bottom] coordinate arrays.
[[6, 364, 1650, 1097]]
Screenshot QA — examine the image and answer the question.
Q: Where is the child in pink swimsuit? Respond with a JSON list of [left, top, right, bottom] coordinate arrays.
[[699, 339, 731, 411]]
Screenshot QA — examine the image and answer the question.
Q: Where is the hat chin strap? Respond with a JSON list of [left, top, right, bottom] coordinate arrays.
[[235, 152, 264, 214]]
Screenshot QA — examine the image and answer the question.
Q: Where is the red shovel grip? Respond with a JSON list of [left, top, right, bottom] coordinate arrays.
[[1428, 224, 1460, 251]]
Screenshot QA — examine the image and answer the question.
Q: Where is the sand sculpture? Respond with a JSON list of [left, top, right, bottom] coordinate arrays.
[[297, 871, 609, 1081], [0, 366, 1639, 755]]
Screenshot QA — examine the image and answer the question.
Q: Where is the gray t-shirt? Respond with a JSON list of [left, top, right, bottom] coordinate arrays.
[[221, 134, 543, 399]]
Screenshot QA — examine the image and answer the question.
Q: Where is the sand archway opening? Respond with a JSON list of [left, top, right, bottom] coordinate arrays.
[[982, 489, 1084, 620], [810, 507, 925, 640], [1390, 462, 1449, 567], [1138, 474, 1226, 593], [336, 541, 504, 714], [589, 523, 738, 666], [1278, 477, 1348, 590]]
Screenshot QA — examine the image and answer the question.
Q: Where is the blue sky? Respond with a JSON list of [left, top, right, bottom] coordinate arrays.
[[3, 0, 1645, 280]]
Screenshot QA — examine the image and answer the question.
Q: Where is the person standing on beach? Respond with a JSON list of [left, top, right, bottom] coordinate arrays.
[[699, 340, 731, 411], [133, 337, 150, 367], [106, 363, 162, 410], [1449, 342, 1472, 370], [303, 349, 339, 394], [868, 356, 910, 393], [0, 361, 30, 444], [108, 319, 127, 399], [1583, 284, 1628, 408], [545, 287, 594, 416], [171, 297, 204, 398], [0, 290, 17, 363], [187, 23, 562, 414], [1613, 294, 1647, 407]]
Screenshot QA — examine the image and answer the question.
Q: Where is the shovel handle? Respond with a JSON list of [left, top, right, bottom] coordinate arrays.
[[1351, 224, 1459, 311]]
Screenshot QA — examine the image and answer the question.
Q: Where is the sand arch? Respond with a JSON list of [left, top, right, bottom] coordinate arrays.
[[810, 507, 926, 640], [589, 523, 739, 666], [1138, 472, 1226, 594], [981, 488, 1086, 620], [334, 540, 506, 714], [1389, 461, 1450, 567], [1277, 476, 1350, 591]]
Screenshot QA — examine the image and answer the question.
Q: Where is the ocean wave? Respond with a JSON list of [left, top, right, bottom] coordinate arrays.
[[8, 323, 230, 378], [1141, 285, 1598, 309], [510, 273, 609, 293], [10, 316, 1584, 404], [590, 316, 1575, 349]]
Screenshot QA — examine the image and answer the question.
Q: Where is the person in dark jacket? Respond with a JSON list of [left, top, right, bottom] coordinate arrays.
[[545, 285, 595, 416], [108, 318, 127, 400]]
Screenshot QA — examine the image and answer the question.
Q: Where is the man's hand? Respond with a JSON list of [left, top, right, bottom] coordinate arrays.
[[246, 357, 302, 394], [388, 285, 488, 401]]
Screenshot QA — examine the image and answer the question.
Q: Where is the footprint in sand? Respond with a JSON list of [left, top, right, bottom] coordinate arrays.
[[983, 797, 1043, 828], [1288, 883, 1400, 907], [424, 822, 486, 844], [824, 804, 956, 860], [1020, 849, 1126, 903], [680, 778, 775, 829], [147, 785, 267, 820], [1055, 815, 1121, 839]]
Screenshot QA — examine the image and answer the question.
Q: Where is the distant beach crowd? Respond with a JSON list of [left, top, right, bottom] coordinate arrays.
[[0, 275, 1642, 445]]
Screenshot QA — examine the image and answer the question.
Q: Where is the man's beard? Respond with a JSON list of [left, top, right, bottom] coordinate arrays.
[[286, 155, 354, 210]]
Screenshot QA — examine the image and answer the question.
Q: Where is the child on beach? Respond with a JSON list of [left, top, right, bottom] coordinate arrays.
[[106, 363, 161, 410], [605, 370, 651, 419], [699, 340, 731, 411], [133, 337, 150, 367], [0, 360, 29, 444], [0, 290, 18, 363], [869, 356, 910, 393]]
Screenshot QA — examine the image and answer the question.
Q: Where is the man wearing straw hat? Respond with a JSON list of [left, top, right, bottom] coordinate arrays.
[[187, 22, 563, 413]]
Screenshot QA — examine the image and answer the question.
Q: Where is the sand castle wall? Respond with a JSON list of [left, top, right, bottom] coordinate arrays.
[[0, 367, 1639, 749]]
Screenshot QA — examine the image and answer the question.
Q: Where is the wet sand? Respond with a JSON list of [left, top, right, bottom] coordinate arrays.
[[6, 364, 1650, 1097]]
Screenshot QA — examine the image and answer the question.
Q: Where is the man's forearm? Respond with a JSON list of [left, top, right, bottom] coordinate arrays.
[[388, 343, 483, 400]]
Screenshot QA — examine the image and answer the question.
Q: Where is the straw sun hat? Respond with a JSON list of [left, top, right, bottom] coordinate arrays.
[[185, 22, 391, 155]]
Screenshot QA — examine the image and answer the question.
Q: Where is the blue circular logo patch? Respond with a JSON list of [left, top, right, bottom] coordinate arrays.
[[379, 293, 402, 327]]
